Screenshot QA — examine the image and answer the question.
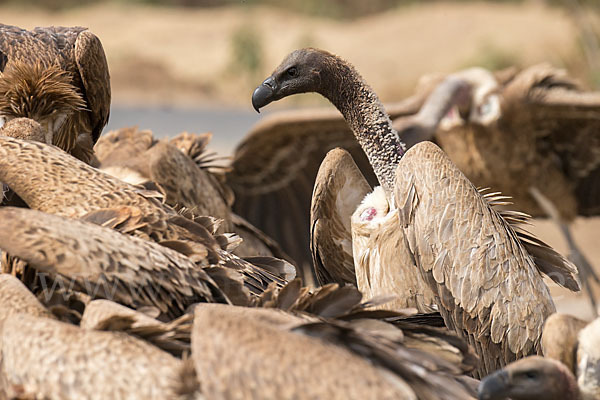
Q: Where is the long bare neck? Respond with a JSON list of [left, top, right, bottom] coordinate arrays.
[[415, 76, 468, 131], [319, 59, 404, 194]]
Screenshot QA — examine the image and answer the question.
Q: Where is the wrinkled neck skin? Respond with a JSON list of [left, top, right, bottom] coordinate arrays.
[[317, 60, 405, 195]]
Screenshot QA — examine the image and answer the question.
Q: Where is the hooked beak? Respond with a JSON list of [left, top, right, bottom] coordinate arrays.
[[252, 76, 277, 113], [478, 370, 510, 400]]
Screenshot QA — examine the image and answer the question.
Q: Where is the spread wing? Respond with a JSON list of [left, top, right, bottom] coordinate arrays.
[[310, 148, 371, 286], [228, 99, 424, 280], [0, 207, 231, 318], [394, 141, 579, 378], [501, 64, 600, 215], [74, 29, 111, 144]]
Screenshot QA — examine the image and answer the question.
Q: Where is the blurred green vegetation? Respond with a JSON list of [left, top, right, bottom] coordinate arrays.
[[3, 0, 599, 17], [228, 23, 264, 82]]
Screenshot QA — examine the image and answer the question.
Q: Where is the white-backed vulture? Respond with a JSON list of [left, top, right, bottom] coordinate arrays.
[[251, 47, 579, 377], [480, 313, 600, 399], [0, 206, 239, 318], [0, 23, 111, 164], [477, 356, 579, 400], [226, 92, 435, 282], [310, 76, 470, 288], [423, 64, 600, 311], [0, 136, 294, 296]]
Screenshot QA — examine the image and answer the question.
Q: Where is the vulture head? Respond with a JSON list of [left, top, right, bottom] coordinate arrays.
[[437, 67, 501, 129], [477, 356, 579, 400], [252, 48, 340, 112], [0, 59, 85, 146]]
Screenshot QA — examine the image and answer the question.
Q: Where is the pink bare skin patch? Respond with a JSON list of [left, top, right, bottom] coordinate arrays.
[[360, 207, 377, 221]]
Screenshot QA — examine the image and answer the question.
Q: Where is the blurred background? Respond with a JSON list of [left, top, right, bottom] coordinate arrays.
[[2, 0, 599, 316], [2, 0, 599, 152]]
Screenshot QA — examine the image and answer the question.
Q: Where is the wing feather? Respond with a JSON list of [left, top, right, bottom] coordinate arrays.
[[395, 141, 578, 377]]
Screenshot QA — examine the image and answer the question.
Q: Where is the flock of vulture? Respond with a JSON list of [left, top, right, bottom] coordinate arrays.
[[0, 21, 598, 400]]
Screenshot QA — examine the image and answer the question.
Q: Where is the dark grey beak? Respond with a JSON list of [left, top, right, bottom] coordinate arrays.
[[478, 370, 510, 400], [252, 77, 277, 113]]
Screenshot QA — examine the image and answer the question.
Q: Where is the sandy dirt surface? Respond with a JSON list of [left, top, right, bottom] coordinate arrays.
[[0, 2, 592, 107]]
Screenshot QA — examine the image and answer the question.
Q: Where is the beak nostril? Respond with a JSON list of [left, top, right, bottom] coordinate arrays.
[[263, 77, 275, 90]]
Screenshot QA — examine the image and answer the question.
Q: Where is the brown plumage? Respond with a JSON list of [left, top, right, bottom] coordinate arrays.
[[0, 23, 111, 163], [421, 65, 600, 311], [0, 313, 189, 399], [0, 135, 294, 296], [191, 302, 476, 399], [252, 48, 580, 378], [94, 126, 292, 263], [0, 274, 56, 322], [541, 312, 589, 373], [477, 356, 579, 400], [228, 94, 431, 282], [0, 206, 234, 318], [310, 148, 370, 286], [80, 299, 193, 357]]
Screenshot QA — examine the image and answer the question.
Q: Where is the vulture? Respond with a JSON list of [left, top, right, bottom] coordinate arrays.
[[477, 356, 579, 400], [478, 312, 600, 399], [251, 47, 579, 378], [93, 126, 291, 263], [310, 76, 470, 288], [0, 135, 294, 299], [420, 65, 600, 311], [539, 313, 600, 400], [0, 23, 111, 164], [226, 91, 434, 282], [191, 302, 477, 399]]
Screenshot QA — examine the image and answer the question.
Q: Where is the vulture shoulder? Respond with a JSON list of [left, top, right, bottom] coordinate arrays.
[[541, 312, 588, 373], [80, 299, 193, 357]]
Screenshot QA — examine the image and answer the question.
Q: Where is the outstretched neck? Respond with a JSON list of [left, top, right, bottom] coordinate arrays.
[[318, 60, 405, 194]]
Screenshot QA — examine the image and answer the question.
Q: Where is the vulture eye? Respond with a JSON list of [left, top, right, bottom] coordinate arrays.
[[287, 67, 297, 77], [524, 371, 538, 380]]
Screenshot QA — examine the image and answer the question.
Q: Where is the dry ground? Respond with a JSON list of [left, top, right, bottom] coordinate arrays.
[[2, 1, 599, 318]]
